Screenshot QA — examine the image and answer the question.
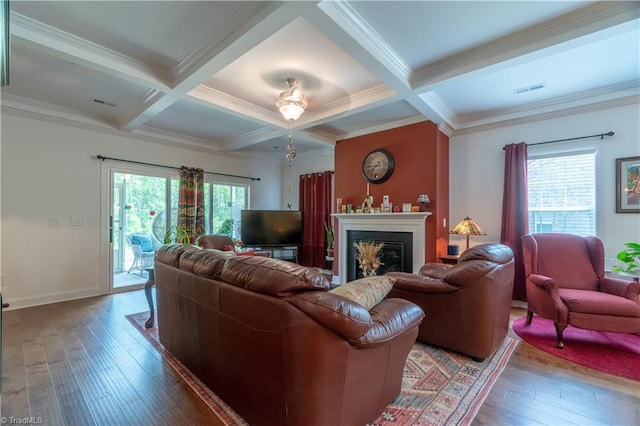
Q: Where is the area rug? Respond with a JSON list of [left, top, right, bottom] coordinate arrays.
[[127, 312, 518, 425], [513, 316, 640, 381]]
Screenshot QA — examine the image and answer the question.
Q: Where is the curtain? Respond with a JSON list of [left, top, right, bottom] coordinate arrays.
[[178, 166, 205, 243], [501, 142, 529, 301], [299, 171, 333, 267]]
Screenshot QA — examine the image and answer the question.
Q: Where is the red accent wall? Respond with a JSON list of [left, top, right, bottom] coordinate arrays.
[[334, 121, 449, 272]]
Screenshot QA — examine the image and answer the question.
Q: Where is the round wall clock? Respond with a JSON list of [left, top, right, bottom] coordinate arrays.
[[362, 148, 395, 184]]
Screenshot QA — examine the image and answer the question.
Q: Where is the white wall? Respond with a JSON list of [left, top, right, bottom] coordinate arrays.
[[1, 112, 282, 309], [449, 102, 640, 263]]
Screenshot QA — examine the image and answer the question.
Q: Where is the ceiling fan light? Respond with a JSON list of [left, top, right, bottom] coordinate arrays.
[[276, 78, 308, 122], [278, 103, 305, 121]]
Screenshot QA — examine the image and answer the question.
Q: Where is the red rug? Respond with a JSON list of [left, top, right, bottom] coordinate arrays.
[[512, 316, 640, 381], [127, 312, 517, 425]]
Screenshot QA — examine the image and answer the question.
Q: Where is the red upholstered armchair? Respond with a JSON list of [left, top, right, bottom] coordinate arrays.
[[522, 233, 640, 348]]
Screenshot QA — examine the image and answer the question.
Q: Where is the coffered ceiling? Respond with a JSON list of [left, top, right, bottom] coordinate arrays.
[[2, 1, 638, 162]]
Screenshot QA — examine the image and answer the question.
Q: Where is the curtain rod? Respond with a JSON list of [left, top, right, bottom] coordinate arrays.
[[529, 131, 615, 146], [96, 155, 260, 181]]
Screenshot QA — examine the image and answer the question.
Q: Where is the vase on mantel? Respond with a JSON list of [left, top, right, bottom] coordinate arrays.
[[362, 269, 377, 277]]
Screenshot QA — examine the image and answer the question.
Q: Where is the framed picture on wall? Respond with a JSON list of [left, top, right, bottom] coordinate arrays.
[[616, 156, 640, 213]]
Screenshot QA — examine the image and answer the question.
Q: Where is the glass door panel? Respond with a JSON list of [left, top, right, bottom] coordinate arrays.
[[111, 171, 167, 290]]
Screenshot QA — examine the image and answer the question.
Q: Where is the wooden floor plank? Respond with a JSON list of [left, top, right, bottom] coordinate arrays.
[[2, 290, 639, 426], [85, 395, 129, 426]]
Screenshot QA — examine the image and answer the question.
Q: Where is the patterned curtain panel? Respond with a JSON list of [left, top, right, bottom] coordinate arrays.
[[299, 171, 333, 267], [178, 166, 205, 243], [500, 142, 529, 301]]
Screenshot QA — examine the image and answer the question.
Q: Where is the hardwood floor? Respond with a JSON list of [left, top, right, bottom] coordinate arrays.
[[2, 290, 638, 425]]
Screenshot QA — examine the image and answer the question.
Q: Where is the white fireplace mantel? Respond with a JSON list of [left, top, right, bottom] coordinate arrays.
[[332, 212, 432, 284]]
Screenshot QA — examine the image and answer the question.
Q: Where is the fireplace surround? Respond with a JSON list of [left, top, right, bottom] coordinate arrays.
[[332, 212, 431, 284]]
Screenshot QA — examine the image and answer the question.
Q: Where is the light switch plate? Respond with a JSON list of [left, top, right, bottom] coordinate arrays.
[[70, 217, 86, 226]]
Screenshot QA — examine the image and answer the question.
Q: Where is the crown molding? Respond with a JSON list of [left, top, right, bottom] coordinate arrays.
[[173, 2, 280, 80], [1, 93, 117, 128], [454, 81, 639, 131], [318, 0, 412, 86], [11, 12, 171, 90], [412, 2, 640, 90], [118, 89, 165, 131], [416, 91, 456, 127], [337, 116, 427, 141], [0, 93, 245, 157], [188, 85, 283, 127], [451, 94, 640, 137], [438, 122, 454, 138], [296, 84, 398, 128]]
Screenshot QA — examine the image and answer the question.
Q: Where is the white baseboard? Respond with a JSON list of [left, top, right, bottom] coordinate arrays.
[[2, 287, 102, 311]]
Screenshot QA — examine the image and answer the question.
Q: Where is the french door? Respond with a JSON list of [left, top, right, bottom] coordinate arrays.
[[102, 162, 250, 293], [108, 167, 173, 292]]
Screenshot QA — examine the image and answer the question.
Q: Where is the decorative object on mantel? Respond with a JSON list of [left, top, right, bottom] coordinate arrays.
[[417, 194, 430, 212], [354, 240, 384, 277], [276, 77, 308, 207], [450, 216, 486, 250], [381, 195, 392, 213], [362, 195, 373, 213]]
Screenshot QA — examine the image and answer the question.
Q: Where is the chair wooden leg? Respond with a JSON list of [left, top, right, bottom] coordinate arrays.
[[554, 322, 566, 349], [525, 310, 533, 325]]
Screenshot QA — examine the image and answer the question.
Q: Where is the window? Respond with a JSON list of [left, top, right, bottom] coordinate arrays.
[[205, 182, 247, 238], [527, 151, 596, 236], [156, 179, 248, 240]]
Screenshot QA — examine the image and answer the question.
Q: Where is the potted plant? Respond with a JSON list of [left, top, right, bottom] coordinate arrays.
[[325, 222, 334, 258], [612, 242, 640, 275], [163, 225, 192, 244]]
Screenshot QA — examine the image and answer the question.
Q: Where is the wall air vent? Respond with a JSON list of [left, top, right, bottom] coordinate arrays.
[[513, 82, 546, 95], [92, 98, 119, 107]]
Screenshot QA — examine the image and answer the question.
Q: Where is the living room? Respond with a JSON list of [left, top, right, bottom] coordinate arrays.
[[1, 1, 639, 424]]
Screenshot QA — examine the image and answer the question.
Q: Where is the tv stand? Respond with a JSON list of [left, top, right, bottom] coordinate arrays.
[[249, 246, 299, 263]]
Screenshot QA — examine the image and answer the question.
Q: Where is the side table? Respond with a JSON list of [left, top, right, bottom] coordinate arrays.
[[439, 255, 460, 265], [144, 268, 155, 328]]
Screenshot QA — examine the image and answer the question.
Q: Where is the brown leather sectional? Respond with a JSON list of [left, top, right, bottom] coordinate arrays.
[[154, 244, 424, 426]]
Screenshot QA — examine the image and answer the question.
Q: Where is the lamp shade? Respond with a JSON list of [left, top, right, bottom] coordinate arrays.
[[450, 216, 486, 250]]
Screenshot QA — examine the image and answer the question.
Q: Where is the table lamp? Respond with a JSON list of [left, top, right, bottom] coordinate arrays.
[[450, 216, 486, 250]]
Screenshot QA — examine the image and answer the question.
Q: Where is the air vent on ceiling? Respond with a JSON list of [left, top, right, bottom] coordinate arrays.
[[92, 98, 119, 108], [513, 82, 546, 95]]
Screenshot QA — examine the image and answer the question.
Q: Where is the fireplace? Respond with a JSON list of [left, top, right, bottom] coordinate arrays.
[[332, 212, 431, 284], [347, 230, 413, 281]]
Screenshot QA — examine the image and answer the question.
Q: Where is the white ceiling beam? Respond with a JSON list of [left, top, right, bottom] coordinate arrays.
[[11, 13, 171, 91], [119, 1, 321, 132], [411, 2, 640, 92], [309, 2, 451, 127]]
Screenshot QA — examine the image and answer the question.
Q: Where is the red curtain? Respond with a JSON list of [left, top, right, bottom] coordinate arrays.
[[500, 142, 529, 301], [299, 171, 333, 267]]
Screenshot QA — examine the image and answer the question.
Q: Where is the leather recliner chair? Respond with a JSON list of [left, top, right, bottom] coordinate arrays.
[[386, 243, 515, 361]]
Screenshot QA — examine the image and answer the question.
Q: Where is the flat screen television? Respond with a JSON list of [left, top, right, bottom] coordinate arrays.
[[241, 210, 303, 247]]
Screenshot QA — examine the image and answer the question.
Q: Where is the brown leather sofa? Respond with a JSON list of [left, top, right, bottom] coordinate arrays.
[[386, 243, 514, 361], [154, 244, 424, 426]]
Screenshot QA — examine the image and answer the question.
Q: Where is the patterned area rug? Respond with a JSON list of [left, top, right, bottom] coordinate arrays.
[[126, 312, 518, 425]]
